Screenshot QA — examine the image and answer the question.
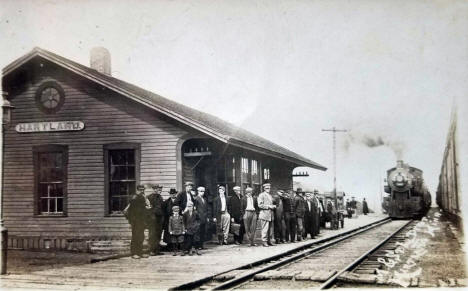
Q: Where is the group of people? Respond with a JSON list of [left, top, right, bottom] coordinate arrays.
[[125, 181, 343, 259], [345, 197, 369, 218]]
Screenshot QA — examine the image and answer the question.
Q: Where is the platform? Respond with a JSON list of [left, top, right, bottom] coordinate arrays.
[[1, 214, 386, 290]]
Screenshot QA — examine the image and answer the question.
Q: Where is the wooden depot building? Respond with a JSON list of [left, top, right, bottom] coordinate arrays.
[[1, 47, 326, 251]]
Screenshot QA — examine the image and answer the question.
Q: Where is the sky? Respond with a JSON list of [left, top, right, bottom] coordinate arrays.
[[1, 0, 467, 212]]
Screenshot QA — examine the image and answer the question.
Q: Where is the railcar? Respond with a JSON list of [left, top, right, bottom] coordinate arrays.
[[318, 191, 345, 228], [383, 160, 431, 219]]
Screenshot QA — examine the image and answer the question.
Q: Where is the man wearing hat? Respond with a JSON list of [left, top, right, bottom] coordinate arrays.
[[163, 188, 179, 245], [177, 181, 194, 213], [212, 185, 230, 245], [283, 190, 297, 242], [228, 185, 245, 245], [147, 184, 165, 256], [258, 183, 276, 247], [194, 186, 210, 249], [126, 185, 151, 259], [241, 187, 259, 246]]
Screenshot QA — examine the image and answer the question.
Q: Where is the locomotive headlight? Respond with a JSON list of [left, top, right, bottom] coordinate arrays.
[[393, 173, 407, 187]]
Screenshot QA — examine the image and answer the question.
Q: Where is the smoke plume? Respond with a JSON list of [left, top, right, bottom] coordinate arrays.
[[344, 131, 406, 160]]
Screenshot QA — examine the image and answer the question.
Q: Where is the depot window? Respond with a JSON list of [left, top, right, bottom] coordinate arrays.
[[104, 143, 140, 215], [33, 145, 68, 216]]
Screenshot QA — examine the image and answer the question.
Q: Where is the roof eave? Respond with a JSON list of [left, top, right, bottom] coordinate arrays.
[[228, 138, 327, 171]]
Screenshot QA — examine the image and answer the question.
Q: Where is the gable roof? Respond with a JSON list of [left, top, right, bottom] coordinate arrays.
[[3, 47, 326, 170]]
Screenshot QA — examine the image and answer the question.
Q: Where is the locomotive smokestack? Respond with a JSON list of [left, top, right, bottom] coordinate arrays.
[[396, 160, 404, 168], [90, 47, 111, 76]]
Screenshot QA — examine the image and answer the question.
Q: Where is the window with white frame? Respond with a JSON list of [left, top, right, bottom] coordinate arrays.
[[33, 145, 68, 216]]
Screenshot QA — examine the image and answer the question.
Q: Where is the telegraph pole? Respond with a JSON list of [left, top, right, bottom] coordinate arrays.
[[322, 127, 347, 209]]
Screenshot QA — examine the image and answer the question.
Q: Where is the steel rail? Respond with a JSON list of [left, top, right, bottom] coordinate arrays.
[[318, 219, 413, 289], [171, 217, 391, 291], [210, 218, 392, 290]]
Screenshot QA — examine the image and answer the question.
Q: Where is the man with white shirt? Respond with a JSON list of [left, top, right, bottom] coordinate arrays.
[[242, 187, 259, 246], [212, 185, 230, 245]]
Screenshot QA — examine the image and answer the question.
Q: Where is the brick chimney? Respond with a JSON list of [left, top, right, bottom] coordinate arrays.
[[90, 47, 111, 76]]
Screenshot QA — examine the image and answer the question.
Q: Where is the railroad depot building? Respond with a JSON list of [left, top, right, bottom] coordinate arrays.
[[1, 47, 326, 250]]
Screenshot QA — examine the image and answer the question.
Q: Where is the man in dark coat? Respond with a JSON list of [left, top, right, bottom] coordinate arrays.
[[147, 184, 165, 255], [304, 193, 316, 239], [177, 182, 194, 213], [194, 186, 210, 249], [346, 198, 352, 218], [363, 198, 369, 215], [126, 185, 151, 259], [228, 186, 245, 244], [282, 190, 297, 242], [163, 188, 178, 245], [273, 190, 286, 244], [295, 189, 306, 241], [327, 200, 338, 229]]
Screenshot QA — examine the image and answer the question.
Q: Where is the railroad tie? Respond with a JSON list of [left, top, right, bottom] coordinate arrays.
[[337, 271, 377, 284], [295, 270, 337, 281]]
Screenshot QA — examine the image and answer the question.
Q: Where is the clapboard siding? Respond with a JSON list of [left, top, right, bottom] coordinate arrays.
[[3, 68, 194, 240]]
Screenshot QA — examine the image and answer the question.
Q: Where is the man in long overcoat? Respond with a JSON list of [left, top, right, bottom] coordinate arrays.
[[305, 193, 317, 239], [194, 186, 210, 249], [363, 198, 369, 215], [147, 184, 165, 255], [126, 185, 151, 259], [228, 186, 245, 244], [258, 183, 276, 247]]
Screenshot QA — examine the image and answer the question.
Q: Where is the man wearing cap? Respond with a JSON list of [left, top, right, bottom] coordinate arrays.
[[258, 183, 276, 247], [177, 182, 194, 213], [194, 186, 210, 249], [242, 187, 259, 246], [126, 185, 151, 259], [228, 186, 245, 245], [295, 188, 306, 241], [163, 188, 178, 245], [283, 190, 297, 242], [147, 184, 165, 256], [272, 190, 286, 244], [212, 185, 230, 245]]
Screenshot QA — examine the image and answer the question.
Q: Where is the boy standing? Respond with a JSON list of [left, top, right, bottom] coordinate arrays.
[[168, 206, 185, 256]]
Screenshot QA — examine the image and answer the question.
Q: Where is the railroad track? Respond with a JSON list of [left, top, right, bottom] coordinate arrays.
[[171, 217, 414, 290]]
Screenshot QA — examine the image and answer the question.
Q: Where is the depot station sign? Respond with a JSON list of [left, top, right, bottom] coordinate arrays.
[[15, 121, 85, 133]]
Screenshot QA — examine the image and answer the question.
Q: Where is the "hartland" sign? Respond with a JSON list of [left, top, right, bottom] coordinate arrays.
[[15, 121, 85, 133]]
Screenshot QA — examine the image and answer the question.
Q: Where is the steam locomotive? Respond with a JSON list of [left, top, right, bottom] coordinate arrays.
[[382, 160, 431, 219]]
